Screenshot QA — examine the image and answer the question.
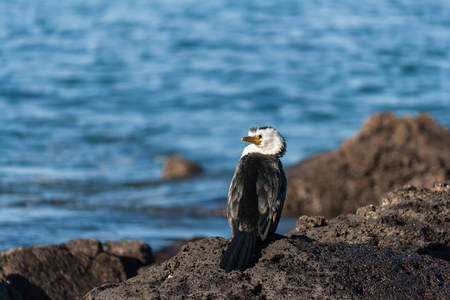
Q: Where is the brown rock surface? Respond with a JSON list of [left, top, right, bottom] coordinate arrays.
[[161, 155, 203, 180], [102, 240, 154, 278], [84, 183, 450, 299], [285, 112, 450, 218], [0, 239, 154, 300]]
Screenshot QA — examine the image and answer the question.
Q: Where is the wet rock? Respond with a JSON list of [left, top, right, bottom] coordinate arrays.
[[84, 182, 450, 299], [0, 239, 154, 300], [285, 112, 450, 218], [161, 155, 203, 180], [290, 181, 450, 254]]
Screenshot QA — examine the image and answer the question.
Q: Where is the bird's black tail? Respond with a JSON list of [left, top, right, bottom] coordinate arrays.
[[219, 231, 257, 273]]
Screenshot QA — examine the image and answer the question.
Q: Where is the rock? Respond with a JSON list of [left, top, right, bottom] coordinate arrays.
[[84, 183, 450, 299], [64, 238, 103, 257], [285, 112, 450, 218], [151, 237, 204, 266], [103, 240, 154, 277], [161, 155, 203, 180], [102, 240, 153, 265], [417, 243, 450, 261], [84, 236, 450, 299], [0, 279, 21, 300], [0, 239, 154, 300], [291, 181, 450, 255]]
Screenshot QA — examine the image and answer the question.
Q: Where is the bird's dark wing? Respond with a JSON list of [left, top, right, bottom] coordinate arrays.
[[226, 161, 246, 237], [256, 159, 286, 240]]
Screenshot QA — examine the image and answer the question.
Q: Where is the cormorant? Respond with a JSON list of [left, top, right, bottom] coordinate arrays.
[[220, 126, 287, 272]]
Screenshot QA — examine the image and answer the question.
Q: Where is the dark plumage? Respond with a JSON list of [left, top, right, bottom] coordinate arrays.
[[220, 127, 287, 272]]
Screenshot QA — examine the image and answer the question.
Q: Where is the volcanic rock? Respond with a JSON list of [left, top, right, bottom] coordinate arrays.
[[151, 237, 204, 266], [291, 181, 450, 256], [84, 182, 450, 299], [285, 112, 450, 218], [161, 155, 203, 180], [84, 236, 449, 299], [0, 239, 154, 300]]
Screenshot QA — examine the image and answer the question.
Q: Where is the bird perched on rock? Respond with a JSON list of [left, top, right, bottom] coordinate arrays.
[[220, 126, 287, 272]]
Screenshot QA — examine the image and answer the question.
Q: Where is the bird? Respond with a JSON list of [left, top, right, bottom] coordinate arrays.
[[220, 126, 287, 273]]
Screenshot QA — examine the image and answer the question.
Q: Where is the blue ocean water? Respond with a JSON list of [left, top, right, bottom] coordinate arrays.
[[1, 0, 450, 251]]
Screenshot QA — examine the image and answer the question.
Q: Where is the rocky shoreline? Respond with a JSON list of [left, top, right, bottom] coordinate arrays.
[[83, 181, 450, 299], [2, 181, 449, 299], [1, 113, 450, 299]]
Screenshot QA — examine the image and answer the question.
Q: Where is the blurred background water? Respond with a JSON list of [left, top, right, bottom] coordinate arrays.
[[1, 0, 450, 251]]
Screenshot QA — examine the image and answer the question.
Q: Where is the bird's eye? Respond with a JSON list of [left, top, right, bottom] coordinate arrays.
[[258, 135, 262, 139]]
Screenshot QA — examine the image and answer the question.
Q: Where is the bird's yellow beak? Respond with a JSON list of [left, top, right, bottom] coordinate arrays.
[[241, 136, 261, 145]]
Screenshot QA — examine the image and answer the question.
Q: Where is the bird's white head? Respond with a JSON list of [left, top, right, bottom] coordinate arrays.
[[240, 126, 286, 158]]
